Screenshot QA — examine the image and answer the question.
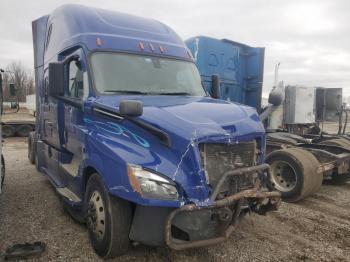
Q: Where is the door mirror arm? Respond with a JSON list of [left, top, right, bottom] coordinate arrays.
[[211, 74, 221, 99]]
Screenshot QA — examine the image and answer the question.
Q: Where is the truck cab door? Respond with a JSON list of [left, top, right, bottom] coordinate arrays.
[[39, 68, 64, 186], [59, 49, 88, 179], [42, 69, 61, 147]]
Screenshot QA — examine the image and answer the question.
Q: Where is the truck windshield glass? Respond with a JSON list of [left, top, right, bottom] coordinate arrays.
[[91, 53, 206, 96]]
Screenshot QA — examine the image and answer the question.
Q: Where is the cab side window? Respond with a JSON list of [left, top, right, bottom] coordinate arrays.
[[68, 60, 84, 99]]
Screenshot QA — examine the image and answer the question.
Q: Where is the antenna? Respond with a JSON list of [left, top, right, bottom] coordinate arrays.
[[274, 62, 280, 88]]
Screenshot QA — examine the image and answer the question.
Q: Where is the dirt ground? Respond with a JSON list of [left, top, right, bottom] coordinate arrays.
[[1, 138, 350, 261], [2, 109, 35, 123]]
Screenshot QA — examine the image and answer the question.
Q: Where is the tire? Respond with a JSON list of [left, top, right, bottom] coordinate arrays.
[[293, 148, 323, 194], [336, 138, 350, 148], [0, 155, 5, 192], [35, 152, 40, 171], [16, 124, 34, 137], [2, 125, 15, 138], [85, 173, 131, 258], [320, 138, 350, 149], [28, 132, 36, 165], [266, 147, 322, 202]]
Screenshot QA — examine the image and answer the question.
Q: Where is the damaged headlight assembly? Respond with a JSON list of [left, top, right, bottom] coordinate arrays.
[[127, 164, 179, 200]]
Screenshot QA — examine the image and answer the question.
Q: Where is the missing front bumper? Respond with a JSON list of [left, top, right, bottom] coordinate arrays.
[[164, 164, 281, 250]]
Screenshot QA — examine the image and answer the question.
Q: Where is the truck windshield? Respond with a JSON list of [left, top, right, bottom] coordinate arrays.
[[91, 52, 206, 96]]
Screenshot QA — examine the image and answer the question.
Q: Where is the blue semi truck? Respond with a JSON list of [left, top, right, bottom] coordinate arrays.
[[185, 36, 265, 111], [30, 5, 280, 258], [187, 36, 350, 203]]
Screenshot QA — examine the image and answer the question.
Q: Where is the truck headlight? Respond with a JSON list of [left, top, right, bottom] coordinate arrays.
[[127, 164, 179, 200]]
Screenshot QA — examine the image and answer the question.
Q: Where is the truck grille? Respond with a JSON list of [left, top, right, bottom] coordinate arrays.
[[200, 140, 258, 197]]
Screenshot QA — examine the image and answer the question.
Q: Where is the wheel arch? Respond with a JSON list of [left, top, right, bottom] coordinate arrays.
[[83, 166, 98, 191], [81, 151, 107, 193]]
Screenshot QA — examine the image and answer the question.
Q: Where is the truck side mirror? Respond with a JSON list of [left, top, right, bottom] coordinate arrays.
[[48, 62, 64, 97], [119, 100, 143, 117], [211, 74, 221, 99], [9, 83, 16, 96]]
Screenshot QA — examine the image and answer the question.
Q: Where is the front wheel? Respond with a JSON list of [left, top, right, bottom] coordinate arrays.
[[85, 173, 132, 258]]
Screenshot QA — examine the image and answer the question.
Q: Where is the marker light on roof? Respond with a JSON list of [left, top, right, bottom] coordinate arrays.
[[149, 43, 155, 52], [139, 42, 145, 50], [159, 45, 165, 53], [96, 38, 103, 46]]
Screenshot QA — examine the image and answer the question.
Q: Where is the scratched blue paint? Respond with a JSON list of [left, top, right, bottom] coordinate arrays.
[[83, 117, 150, 148]]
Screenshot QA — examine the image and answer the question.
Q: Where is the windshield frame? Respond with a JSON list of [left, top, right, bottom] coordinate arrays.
[[88, 50, 208, 97]]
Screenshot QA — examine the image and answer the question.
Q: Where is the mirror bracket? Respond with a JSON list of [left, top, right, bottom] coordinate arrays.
[[211, 74, 221, 99]]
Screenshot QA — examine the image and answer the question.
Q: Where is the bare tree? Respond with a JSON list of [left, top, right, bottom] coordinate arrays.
[[2, 61, 35, 102]]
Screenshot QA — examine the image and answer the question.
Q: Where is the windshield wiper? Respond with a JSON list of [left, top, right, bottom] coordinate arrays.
[[104, 90, 193, 96], [153, 92, 192, 96], [104, 90, 147, 95]]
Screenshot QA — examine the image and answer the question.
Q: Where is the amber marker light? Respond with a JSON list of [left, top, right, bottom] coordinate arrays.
[[139, 42, 145, 50], [159, 45, 165, 53], [127, 165, 143, 195], [96, 38, 103, 46]]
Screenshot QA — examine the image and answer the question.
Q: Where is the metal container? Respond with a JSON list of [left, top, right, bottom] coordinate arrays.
[[284, 85, 315, 124], [315, 87, 342, 122]]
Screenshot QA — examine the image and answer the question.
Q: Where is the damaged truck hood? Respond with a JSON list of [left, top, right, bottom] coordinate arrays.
[[91, 95, 265, 205], [94, 95, 264, 141]]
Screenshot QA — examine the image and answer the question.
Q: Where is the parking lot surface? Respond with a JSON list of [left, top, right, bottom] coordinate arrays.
[[1, 138, 350, 261]]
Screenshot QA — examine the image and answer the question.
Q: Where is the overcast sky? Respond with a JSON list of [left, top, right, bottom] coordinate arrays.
[[1, 0, 349, 96]]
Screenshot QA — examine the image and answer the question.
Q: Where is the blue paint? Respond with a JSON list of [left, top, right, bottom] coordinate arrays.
[[83, 117, 150, 148], [185, 36, 265, 111], [32, 5, 266, 217]]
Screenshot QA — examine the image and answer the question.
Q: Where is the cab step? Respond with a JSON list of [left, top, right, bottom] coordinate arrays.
[[60, 156, 80, 177], [56, 187, 81, 204]]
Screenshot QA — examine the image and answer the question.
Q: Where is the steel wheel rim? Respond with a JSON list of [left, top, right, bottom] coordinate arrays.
[[270, 160, 297, 192], [87, 191, 106, 240]]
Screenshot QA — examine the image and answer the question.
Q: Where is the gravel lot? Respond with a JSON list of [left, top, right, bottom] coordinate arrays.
[[1, 137, 350, 261]]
